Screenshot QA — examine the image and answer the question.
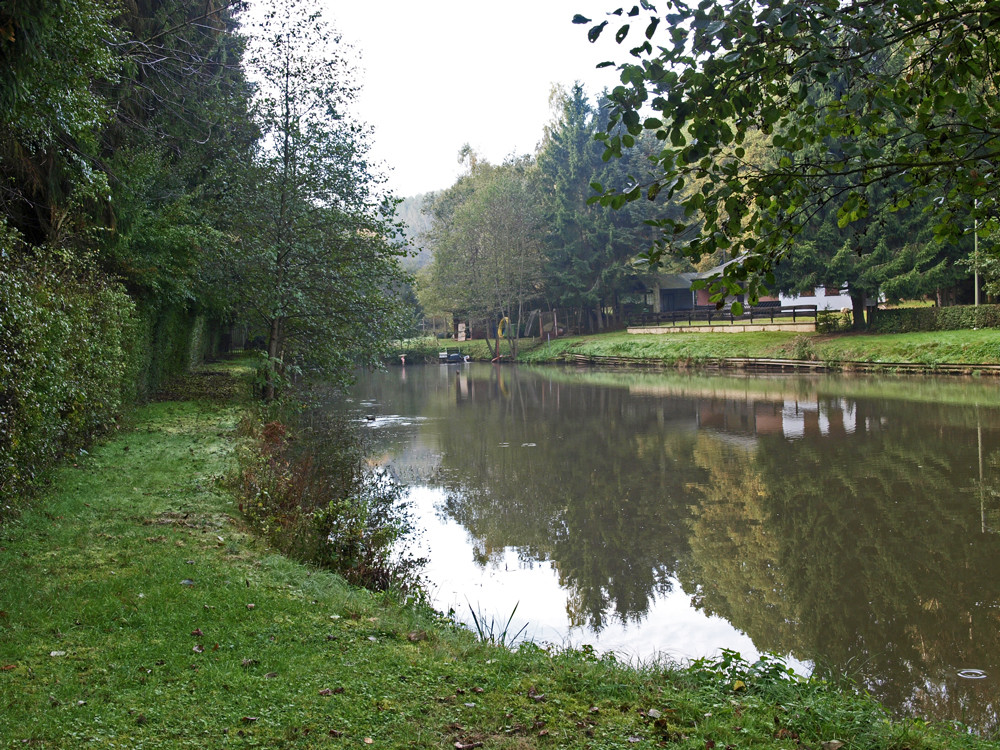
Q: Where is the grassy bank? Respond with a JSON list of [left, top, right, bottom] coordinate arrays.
[[0, 365, 993, 748], [399, 328, 1000, 371]]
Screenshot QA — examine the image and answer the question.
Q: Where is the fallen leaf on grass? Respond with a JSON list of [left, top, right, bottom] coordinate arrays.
[[454, 742, 483, 749], [364, 738, 373, 744], [2, 664, 16, 671], [407, 630, 427, 642], [647, 708, 662, 719], [241, 716, 258, 723], [246, 603, 255, 610], [192, 645, 204, 653], [264, 672, 278, 679], [49, 651, 66, 657], [822, 742, 845, 750], [191, 628, 203, 637]]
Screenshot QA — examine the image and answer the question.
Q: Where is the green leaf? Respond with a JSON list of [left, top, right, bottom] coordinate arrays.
[[588, 21, 608, 42]]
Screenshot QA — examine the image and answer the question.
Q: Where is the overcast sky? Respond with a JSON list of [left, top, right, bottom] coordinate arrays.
[[319, 1, 627, 198]]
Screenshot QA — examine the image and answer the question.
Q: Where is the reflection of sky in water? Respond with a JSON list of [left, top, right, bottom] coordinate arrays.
[[351, 364, 1000, 733], [408, 484, 807, 672]]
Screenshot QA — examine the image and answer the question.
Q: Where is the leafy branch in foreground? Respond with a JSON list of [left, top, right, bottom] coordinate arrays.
[[577, 1, 1000, 308]]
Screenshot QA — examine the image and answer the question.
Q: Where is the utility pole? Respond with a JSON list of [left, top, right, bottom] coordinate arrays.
[[974, 199, 980, 306]]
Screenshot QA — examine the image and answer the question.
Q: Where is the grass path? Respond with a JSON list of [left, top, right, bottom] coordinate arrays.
[[0, 367, 993, 748]]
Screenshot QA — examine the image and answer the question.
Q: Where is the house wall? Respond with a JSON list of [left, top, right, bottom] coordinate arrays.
[[779, 287, 854, 310]]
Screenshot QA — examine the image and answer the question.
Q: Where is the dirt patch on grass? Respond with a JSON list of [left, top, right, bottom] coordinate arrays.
[[155, 368, 247, 404], [143, 510, 237, 531]]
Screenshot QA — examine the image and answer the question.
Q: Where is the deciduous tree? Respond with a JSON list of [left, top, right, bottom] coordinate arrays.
[[221, 0, 408, 398]]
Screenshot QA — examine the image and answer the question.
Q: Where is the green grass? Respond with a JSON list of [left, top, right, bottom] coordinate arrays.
[[514, 328, 1000, 368], [0, 364, 993, 748]]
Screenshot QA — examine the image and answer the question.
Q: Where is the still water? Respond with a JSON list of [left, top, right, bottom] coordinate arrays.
[[348, 363, 1000, 732]]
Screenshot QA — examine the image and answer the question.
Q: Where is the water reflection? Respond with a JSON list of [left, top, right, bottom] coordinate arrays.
[[349, 364, 1000, 732]]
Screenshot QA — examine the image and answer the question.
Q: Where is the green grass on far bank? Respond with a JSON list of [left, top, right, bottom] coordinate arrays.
[[0, 364, 994, 748], [400, 328, 1000, 369], [519, 329, 1000, 367]]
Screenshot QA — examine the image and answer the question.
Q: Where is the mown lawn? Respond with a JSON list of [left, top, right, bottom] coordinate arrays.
[[513, 328, 1000, 367]]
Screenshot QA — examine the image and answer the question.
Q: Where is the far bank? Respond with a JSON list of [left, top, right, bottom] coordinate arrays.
[[398, 328, 1000, 375]]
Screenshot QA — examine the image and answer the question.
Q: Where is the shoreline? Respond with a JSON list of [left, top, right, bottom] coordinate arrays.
[[398, 329, 1000, 377]]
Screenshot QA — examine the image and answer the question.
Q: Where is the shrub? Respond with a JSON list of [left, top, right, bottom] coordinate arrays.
[[232, 406, 424, 594], [0, 228, 141, 515], [0, 224, 219, 517], [871, 304, 1000, 333], [816, 309, 852, 333]]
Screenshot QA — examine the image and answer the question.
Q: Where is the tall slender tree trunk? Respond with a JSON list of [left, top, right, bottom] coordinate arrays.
[[265, 316, 282, 400]]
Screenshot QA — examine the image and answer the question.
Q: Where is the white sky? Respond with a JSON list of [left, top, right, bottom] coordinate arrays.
[[320, 0, 628, 197]]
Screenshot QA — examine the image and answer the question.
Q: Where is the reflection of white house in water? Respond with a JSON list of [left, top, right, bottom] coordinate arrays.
[[697, 397, 858, 441]]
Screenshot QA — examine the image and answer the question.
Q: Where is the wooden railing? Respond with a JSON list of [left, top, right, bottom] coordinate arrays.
[[628, 304, 818, 327]]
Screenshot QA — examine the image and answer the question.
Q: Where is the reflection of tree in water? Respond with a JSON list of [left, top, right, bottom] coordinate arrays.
[[434, 370, 701, 631], [683, 398, 1000, 733], [681, 433, 795, 648]]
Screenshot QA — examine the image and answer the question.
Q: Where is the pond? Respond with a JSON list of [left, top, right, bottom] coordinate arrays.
[[347, 362, 1000, 733]]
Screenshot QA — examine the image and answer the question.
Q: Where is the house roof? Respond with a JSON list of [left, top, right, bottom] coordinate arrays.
[[658, 272, 699, 290]]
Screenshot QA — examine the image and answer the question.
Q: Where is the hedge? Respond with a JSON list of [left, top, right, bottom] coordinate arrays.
[[870, 304, 1000, 334], [0, 226, 215, 516]]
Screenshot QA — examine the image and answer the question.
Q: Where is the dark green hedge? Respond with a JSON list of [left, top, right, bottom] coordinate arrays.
[[0, 227, 215, 516], [1, 241, 137, 514], [870, 304, 1000, 333]]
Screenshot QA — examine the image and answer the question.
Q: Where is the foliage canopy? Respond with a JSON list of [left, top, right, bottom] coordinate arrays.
[[579, 0, 1000, 305]]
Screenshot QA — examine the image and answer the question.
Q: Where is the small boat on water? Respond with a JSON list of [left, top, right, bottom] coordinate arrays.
[[439, 348, 469, 364]]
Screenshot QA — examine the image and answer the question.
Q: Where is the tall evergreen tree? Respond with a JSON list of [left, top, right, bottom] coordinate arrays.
[[537, 84, 677, 331]]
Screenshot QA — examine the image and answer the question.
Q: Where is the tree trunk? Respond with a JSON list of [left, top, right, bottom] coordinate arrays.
[[850, 293, 867, 331], [265, 316, 282, 401]]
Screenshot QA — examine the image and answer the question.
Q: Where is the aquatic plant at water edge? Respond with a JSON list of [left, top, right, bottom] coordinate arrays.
[[466, 600, 529, 649]]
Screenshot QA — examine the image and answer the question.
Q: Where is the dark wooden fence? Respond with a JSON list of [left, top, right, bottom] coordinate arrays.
[[628, 304, 819, 327]]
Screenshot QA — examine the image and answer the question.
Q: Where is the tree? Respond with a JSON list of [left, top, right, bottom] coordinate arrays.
[[420, 153, 543, 357], [537, 84, 672, 331], [0, 0, 120, 246], [221, 0, 408, 398], [577, 1, 1000, 305]]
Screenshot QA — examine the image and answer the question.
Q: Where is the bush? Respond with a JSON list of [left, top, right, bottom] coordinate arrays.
[[816, 309, 852, 333], [871, 304, 1000, 333], [0, 224, 220, 517], [0, 229, 141, 515], [232, 406, 423, 594]]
